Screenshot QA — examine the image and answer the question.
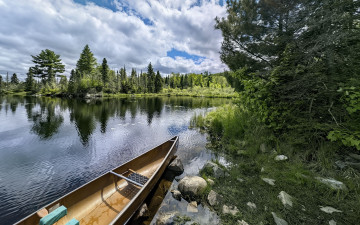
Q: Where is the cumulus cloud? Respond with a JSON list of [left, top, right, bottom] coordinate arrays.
[[0, 0, 228, 79]]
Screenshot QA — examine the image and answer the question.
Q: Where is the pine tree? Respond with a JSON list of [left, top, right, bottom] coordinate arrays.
[[101, 58, 109, 85], [10, 73, 19, 84], [147, 63, 155, 93], [0, 75, 3, 91], [154, 70, 163, 93], [76, 44, 97, 76], [25, 68, 35, 92], [31, 49, 65, 84]]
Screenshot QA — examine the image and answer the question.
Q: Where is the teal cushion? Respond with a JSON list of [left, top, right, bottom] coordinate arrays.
[[39, 206, 67, 225], [65, 218, 79, 225]]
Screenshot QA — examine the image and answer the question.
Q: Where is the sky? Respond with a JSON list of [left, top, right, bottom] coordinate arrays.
[[0, 0, 228, 79]]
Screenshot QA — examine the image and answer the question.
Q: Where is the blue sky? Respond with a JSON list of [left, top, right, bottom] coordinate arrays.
[[0, 0, 227, 78]]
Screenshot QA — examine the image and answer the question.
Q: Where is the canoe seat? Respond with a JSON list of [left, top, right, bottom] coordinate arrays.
[[128, 171, 149, 186], [39, 205, 67, 225], [65, 218, 79, 225]]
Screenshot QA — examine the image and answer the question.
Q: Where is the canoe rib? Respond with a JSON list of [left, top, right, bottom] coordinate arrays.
[[15, 136, 179, 225]]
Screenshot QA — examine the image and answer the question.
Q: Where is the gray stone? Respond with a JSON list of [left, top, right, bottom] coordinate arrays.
[[237, 220, 249, 225], [207, 190, 222, 207], [237, 177, 244, 182], [187, 201, 198, 213], [168, 158, 184, 175], [202, 161, 226, 178], [156, 212, 177, 225], [178, 176, 207, 200], [320, 206, 342, 214], [207, 178, 215, 186], [329, 220, 336, 225], [278, 191, 293, 207], [262, 178, 275, 186], [335, 160, 347, 169], [316, 177, 347, 190], [222, 205, 239, 216], [247, 202, 256, 209], [133, 203, 149, 220], [261, 167, 265, 172], [271, 212, 288, 225], [260, 143, 267, 153], [275, 155, 288, 161], [171, 189, 182, 201]]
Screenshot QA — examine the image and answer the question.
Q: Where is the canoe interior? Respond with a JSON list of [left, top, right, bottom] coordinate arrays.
[[16, 137, 178, 225]]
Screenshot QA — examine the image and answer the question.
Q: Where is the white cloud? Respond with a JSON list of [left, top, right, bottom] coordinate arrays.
[[0, 0, 228, 79]]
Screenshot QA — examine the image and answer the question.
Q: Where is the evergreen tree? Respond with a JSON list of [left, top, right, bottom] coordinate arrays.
[[147, 63, 155, 93], [31, 49, 65, 84], [101, 58, 109, 85], [25, 68, 35, 92], [76, 44, 97, 76], [154, 70, 163, 93], [10, 73, 19, 84], [68, 69, 77, 93]]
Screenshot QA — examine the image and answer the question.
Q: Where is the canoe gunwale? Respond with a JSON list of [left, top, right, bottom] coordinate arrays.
[[14, 136, 179, 225]]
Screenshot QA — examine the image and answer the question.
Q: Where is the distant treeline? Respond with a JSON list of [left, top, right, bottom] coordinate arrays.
[[0, 45, 231, 96]]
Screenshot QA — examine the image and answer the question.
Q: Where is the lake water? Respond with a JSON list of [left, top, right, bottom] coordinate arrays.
[[0, 95, 230, 224]]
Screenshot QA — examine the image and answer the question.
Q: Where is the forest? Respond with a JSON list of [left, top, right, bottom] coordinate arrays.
[[0, 45, 234, 97]]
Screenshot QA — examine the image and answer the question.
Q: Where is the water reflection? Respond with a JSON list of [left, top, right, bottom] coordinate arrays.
[[0, 96, 227, 146], [0, 95, 230, 224]]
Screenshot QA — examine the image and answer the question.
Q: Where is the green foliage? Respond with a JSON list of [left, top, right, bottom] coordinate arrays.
[[101, 58, 109, 85], [31, 49, 65, 84], [10, 73, 19, 84], [76, 44, 97, 76], [216, 0, 360, 150], [25, 68, 36, 92]]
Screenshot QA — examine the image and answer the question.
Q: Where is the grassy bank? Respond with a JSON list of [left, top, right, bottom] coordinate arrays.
[[2, 86, 237, 99], [192, 104, 360, 225]]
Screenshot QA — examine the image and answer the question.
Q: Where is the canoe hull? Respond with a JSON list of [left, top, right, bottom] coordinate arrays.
[[15, 136, 179, 225]]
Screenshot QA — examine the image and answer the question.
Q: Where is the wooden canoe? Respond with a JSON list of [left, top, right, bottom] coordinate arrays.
[[15, 136, 179, 225]]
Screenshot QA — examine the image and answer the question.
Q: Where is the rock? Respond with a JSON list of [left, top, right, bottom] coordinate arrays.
[[275, 155, 288, 161], [278, 191, 293, 207], [335, 160, 347, 169], [133, 203, 149, 220], [261, 167, 265, 172], [320, 206, 342, 214], [222, 205, 239, 216], [316, 177, 347, 190], [168, 158, 184, 175], [207, 190, 222, 207], [237, 220, 249, 225], [348, 153, 360, 161], [260, 143, 267, 153], [187, 201, 198, 213], [329, 220, 337, 225], [207, 178, 215, 186], [271, 212, 288, 225], [171, 189, 182, 201], [202, 161, 226, 179], [178, 176, 207, 200], [262, 178, 275, 186], [156, 212, 177, 225], [247, 202, 256, 209], [237, 177, 244, 182]]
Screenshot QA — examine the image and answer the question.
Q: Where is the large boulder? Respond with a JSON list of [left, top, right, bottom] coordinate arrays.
[[178, 176, 207, 200], [168, 158, 184, 175]]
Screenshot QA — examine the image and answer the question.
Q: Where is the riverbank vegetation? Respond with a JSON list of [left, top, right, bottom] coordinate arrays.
[[0, 45, 235, 98], [191, 0, 360, 224]]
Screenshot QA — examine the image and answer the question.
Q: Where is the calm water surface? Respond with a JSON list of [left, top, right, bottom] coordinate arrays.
[[0, 96, 230, 224]]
